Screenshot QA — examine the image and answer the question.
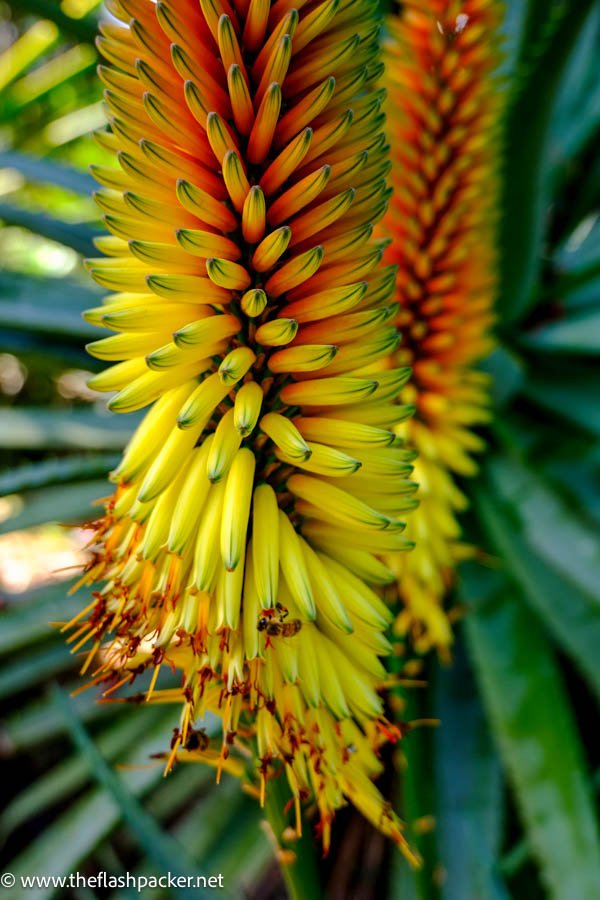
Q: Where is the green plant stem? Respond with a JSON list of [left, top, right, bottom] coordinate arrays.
[[264, 774, 323, 900]]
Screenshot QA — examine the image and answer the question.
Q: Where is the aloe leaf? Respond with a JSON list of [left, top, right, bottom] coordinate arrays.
[[0, 643, 74, 700], [522, 362, 600, 438], [202, 802, 272, 893], [175, 783, 272, 891], [0, 300, 99, 339], [542, 446, 600, 528], [8, 785, 154, 900], [486, 455, 600, 600], [548, 7, 600, 185], [2, 707, 172, 835], [473, 468, 600, 701], [0, 453, 118, 495], [559, 273, 600, 312], [433, 639, 509, 900], [0, 584, 85, 655], [0, 201, 100, 255], [462, 563, 600, 899], [1, 688, 116, 753], [175, 778, 248, 862], [5, 700, 182, 900], [554, 215, 600, 276], [499, 0, 596, 323], [0, 332, 95, 366], [12, 0, 101, 42], [0, 272, 101, 339], [110, 770, 225, 900], [479, 347, 525, 408], [50, 686, 222, 896], [0, 479, 108, 533], [0, 150, 96, 195], [113, 783, 270, 900], [0, 407, 135, 450], [521, 306, 600, 353]]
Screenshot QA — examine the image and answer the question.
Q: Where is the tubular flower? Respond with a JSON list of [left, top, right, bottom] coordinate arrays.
[[65, 0, 419, 857], [380, 0, 503, 654]]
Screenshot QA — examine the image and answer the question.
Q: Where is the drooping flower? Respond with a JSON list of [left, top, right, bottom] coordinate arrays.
[[381, 0, 503, 654], [65, 0, 419, 858]]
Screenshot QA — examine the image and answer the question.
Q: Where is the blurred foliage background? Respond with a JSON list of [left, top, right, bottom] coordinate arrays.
[[1, 1, 599, 898]]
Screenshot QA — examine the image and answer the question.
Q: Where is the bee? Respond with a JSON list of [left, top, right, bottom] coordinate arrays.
[[265, 619, 302, 637], [184, 728, 210, 752], [257, 602, 302, 638]]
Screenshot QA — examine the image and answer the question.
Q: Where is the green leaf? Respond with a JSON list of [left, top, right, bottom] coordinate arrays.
[[433, 639, 509, 900], [5, 702, 178, 899], [1, 706, 172, 835], [560, 274, 600, 311], [0, 407, 135, 450], [1, 688, 116, 753], [522, 362, 600, 438], [12, 0, 101, 43], [0, 331, 96, 366], [111, 778, 270, 900], [473, 463, 600, 701], [554, 215, 600, 276], [548, 8, 600, 184], [0, 201, 100, 255], [479, 347, 525, 408], [50, 687, 220, 895], [0, 479, 107, 533], [542, 446, 600, 528], [174, 784, 272, 891], [0, 452, 118, 495], [0, 643, 73, 700], [0, 583, 84, 655], [498, 0, 596, 323], [462, 563, 600, 900], [0, 150, 96, 195], [496, 0, 530, 79], [0, 270, 101, 339], [487, 455, 600, 600], [521, 306, 600, 354]]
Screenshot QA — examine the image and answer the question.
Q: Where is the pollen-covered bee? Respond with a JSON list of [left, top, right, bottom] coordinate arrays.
[[184, 728, 210, 752], [262, 618, 303, 637], [257, 602, 302, 637]]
